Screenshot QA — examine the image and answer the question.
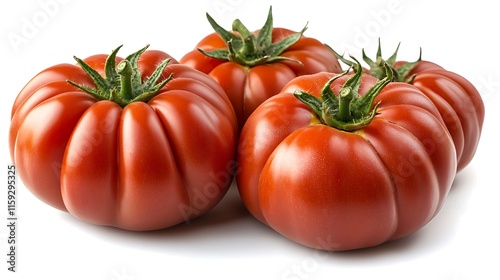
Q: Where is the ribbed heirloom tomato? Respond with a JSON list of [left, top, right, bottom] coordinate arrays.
[[180, 7, 343, 129], [9, 45, 238, 231], [236, 61, 457, 251], [343, 42, 485, 172]]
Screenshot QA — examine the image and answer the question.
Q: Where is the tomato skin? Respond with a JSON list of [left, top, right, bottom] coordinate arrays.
[[10, 64, 94, 118], [237, 72, 456, 251], [179, 32, 227, 74], [393, 60, 484, 171], [10, 49, 237, 231], [15, 93, 96, 211], [61, 100, 122, 224], [180, 28, 343, 128]]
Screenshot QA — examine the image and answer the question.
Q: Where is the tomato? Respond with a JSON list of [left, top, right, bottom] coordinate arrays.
[[350, 42, 485, 172], [180, 7, 343, 129], [9, 45, 238, 231], [236, 62, 457, 251]]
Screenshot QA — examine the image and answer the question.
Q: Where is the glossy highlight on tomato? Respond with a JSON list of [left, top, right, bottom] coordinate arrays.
[[9, 45, 238, 231], [236, 62, 457, 251]]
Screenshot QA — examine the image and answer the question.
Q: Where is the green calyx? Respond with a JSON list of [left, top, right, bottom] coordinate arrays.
[[294, 57, 392, 132], [68, 45, 172, 107], [199, 6, 306, 67], [332, 39, 421, 83]]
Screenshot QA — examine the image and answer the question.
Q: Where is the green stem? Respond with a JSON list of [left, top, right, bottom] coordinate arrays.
[[199, 6, 305, 67], [337, 87, 353, 122], [332, 39, 421, 83], [232, 19, 256, 55], [68, 45, 172, 108], [116, 60, 134, 102], [294, 59, 391, 132]]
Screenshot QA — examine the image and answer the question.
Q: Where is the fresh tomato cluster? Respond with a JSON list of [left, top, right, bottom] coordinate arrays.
[[9, 8, 483, 250]]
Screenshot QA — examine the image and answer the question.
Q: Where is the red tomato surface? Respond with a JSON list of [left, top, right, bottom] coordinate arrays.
[[236, 71, 457, 251], [393, 60, 485, 172], [9, 47, 238, 231]]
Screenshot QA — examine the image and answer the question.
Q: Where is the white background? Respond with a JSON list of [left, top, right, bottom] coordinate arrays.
[[1, 0, 499, 279]]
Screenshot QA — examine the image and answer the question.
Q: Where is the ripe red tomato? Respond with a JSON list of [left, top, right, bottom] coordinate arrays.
[[180, 7, 343, 129], [355, 43, 484, 172], [9, 45, 238, 231], [236, 63, 457, 251]]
